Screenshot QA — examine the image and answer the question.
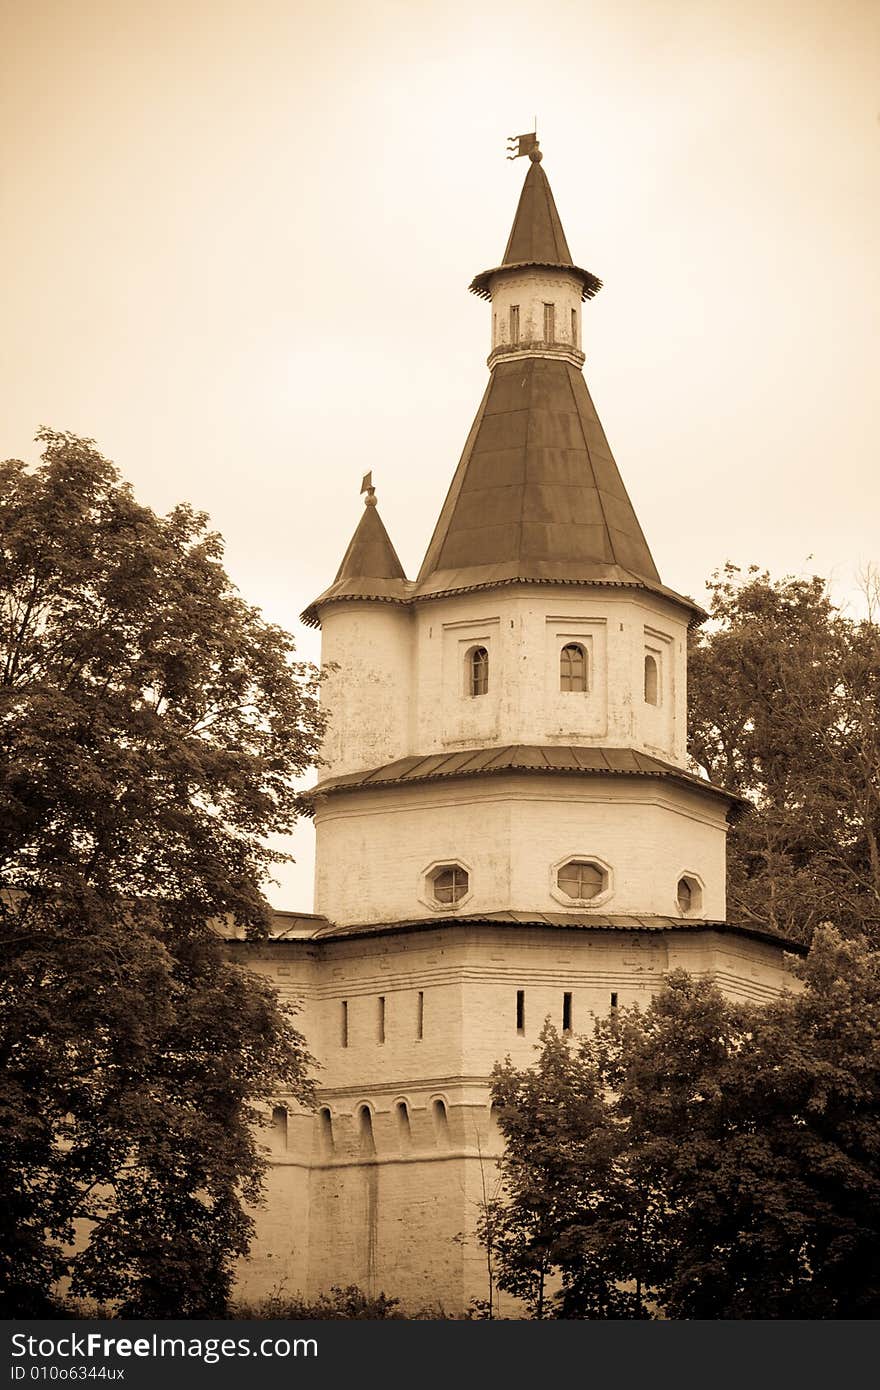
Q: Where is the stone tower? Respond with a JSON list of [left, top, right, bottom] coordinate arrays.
[[240, 148, 799, 1313]]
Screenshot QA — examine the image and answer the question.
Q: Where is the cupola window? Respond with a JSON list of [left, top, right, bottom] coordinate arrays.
[[432, 864, 469, 905], [543, 302, 555, 342], [469, 645, 489, 696], [509, 305, 520, 343], [644, 653, 659, 705], [557, 859, 606, 900], [560, 642, 588, 692], [571, 307, 578, 345]]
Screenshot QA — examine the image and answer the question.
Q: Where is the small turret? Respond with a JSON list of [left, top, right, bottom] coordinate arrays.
[[469, 142, 601, 370], [301, 472, 409, 629], [305, 478, 413, 780]]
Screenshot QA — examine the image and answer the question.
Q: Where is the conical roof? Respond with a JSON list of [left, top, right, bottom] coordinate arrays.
[[301, 498, 410, 627], [414, 357, 700, 617], [502, 158, 573, 265], [469, 157, 602, 301], [333, 500, 406, 585]]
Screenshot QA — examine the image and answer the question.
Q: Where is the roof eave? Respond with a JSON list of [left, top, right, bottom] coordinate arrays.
[[309, 745, 749, 820], [469, 260, 603, 301]]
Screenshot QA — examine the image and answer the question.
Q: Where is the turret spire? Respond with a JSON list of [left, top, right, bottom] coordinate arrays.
[[469, 153, 601, 302], [414, 153, 702, 621], [301, 476, 409, 627]]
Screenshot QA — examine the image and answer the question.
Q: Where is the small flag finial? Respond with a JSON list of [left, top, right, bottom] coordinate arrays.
[[360, 470, 377, 506], [506, 131, 540, 161]]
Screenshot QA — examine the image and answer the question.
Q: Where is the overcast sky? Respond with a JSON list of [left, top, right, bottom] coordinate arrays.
[[3, 0, 878, 910]]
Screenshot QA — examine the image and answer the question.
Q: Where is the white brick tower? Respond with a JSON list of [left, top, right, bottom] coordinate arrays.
[[240, 146, 801, 1313]]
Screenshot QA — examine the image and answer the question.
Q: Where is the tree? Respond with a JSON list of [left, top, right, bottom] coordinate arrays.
[[688, 564, 880, 943], [489, 1023, 646, 1319], [483, 931, 880, 1318], [0, 431, 323, 1315]]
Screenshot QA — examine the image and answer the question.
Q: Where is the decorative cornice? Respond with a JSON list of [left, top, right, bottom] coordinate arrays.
[[469, 259, 602, 301], [487, 341, 585, 369]]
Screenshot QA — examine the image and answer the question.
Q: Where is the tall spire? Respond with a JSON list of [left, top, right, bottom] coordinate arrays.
[[469, 152, 601, 302], [502, 151, 572, 265], [415, 152, 702, 621]]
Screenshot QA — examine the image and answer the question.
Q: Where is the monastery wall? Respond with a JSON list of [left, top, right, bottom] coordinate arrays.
[[238, 923, 801, 1309]]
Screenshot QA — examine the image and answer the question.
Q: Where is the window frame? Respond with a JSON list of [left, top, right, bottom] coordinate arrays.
[[420, 858, 474, 913], [560, 641, 589, 693], [676, 872, 704, 916], [550, 854, 614, 909], [466, 644, 489, 697], [644, 651, 660, 706]]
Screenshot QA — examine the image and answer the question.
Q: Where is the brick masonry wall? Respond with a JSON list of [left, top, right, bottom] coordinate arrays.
[[237, 923, 800, 1312]]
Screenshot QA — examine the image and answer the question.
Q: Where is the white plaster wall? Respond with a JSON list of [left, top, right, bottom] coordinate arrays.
[[312, 775, 728, 926], [318, 601, 413, 778], [238, 922, 801, 1311], [412, 588, 689, 764], [488, 268, 582, 353]]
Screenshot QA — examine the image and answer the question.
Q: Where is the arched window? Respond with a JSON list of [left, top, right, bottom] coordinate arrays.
[[557, 859, 606, 900], [560, 642, 588, 692], [272, 1105, 288, 1149], [394, 1101, 412, 1153], [677, 879, 692, 912], [469, 646, 489, 696], [318, 1106, 335, 1156], [432, 1098, 451, 1148], [644, 653, 659, 705], [358, 1105, 376, 1157], [432, 864, 469, 905]]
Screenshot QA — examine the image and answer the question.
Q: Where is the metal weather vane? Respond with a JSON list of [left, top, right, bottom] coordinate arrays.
[[360, 471, 377, 506], [506, 130, 539, 160]]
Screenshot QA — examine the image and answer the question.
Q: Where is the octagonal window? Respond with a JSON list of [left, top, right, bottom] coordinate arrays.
[[557, 859, 606, 901], [431, 864, 470, 905], [677, 875, 703, 915]]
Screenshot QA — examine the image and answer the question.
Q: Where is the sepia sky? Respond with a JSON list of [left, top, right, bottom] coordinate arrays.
[[3, 0, 879, 909]]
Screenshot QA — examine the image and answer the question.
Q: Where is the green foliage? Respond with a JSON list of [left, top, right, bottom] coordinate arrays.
[[0, 432, 323, 1316], [486, 930, 880, 1318], [688, 564, 880, 942]]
